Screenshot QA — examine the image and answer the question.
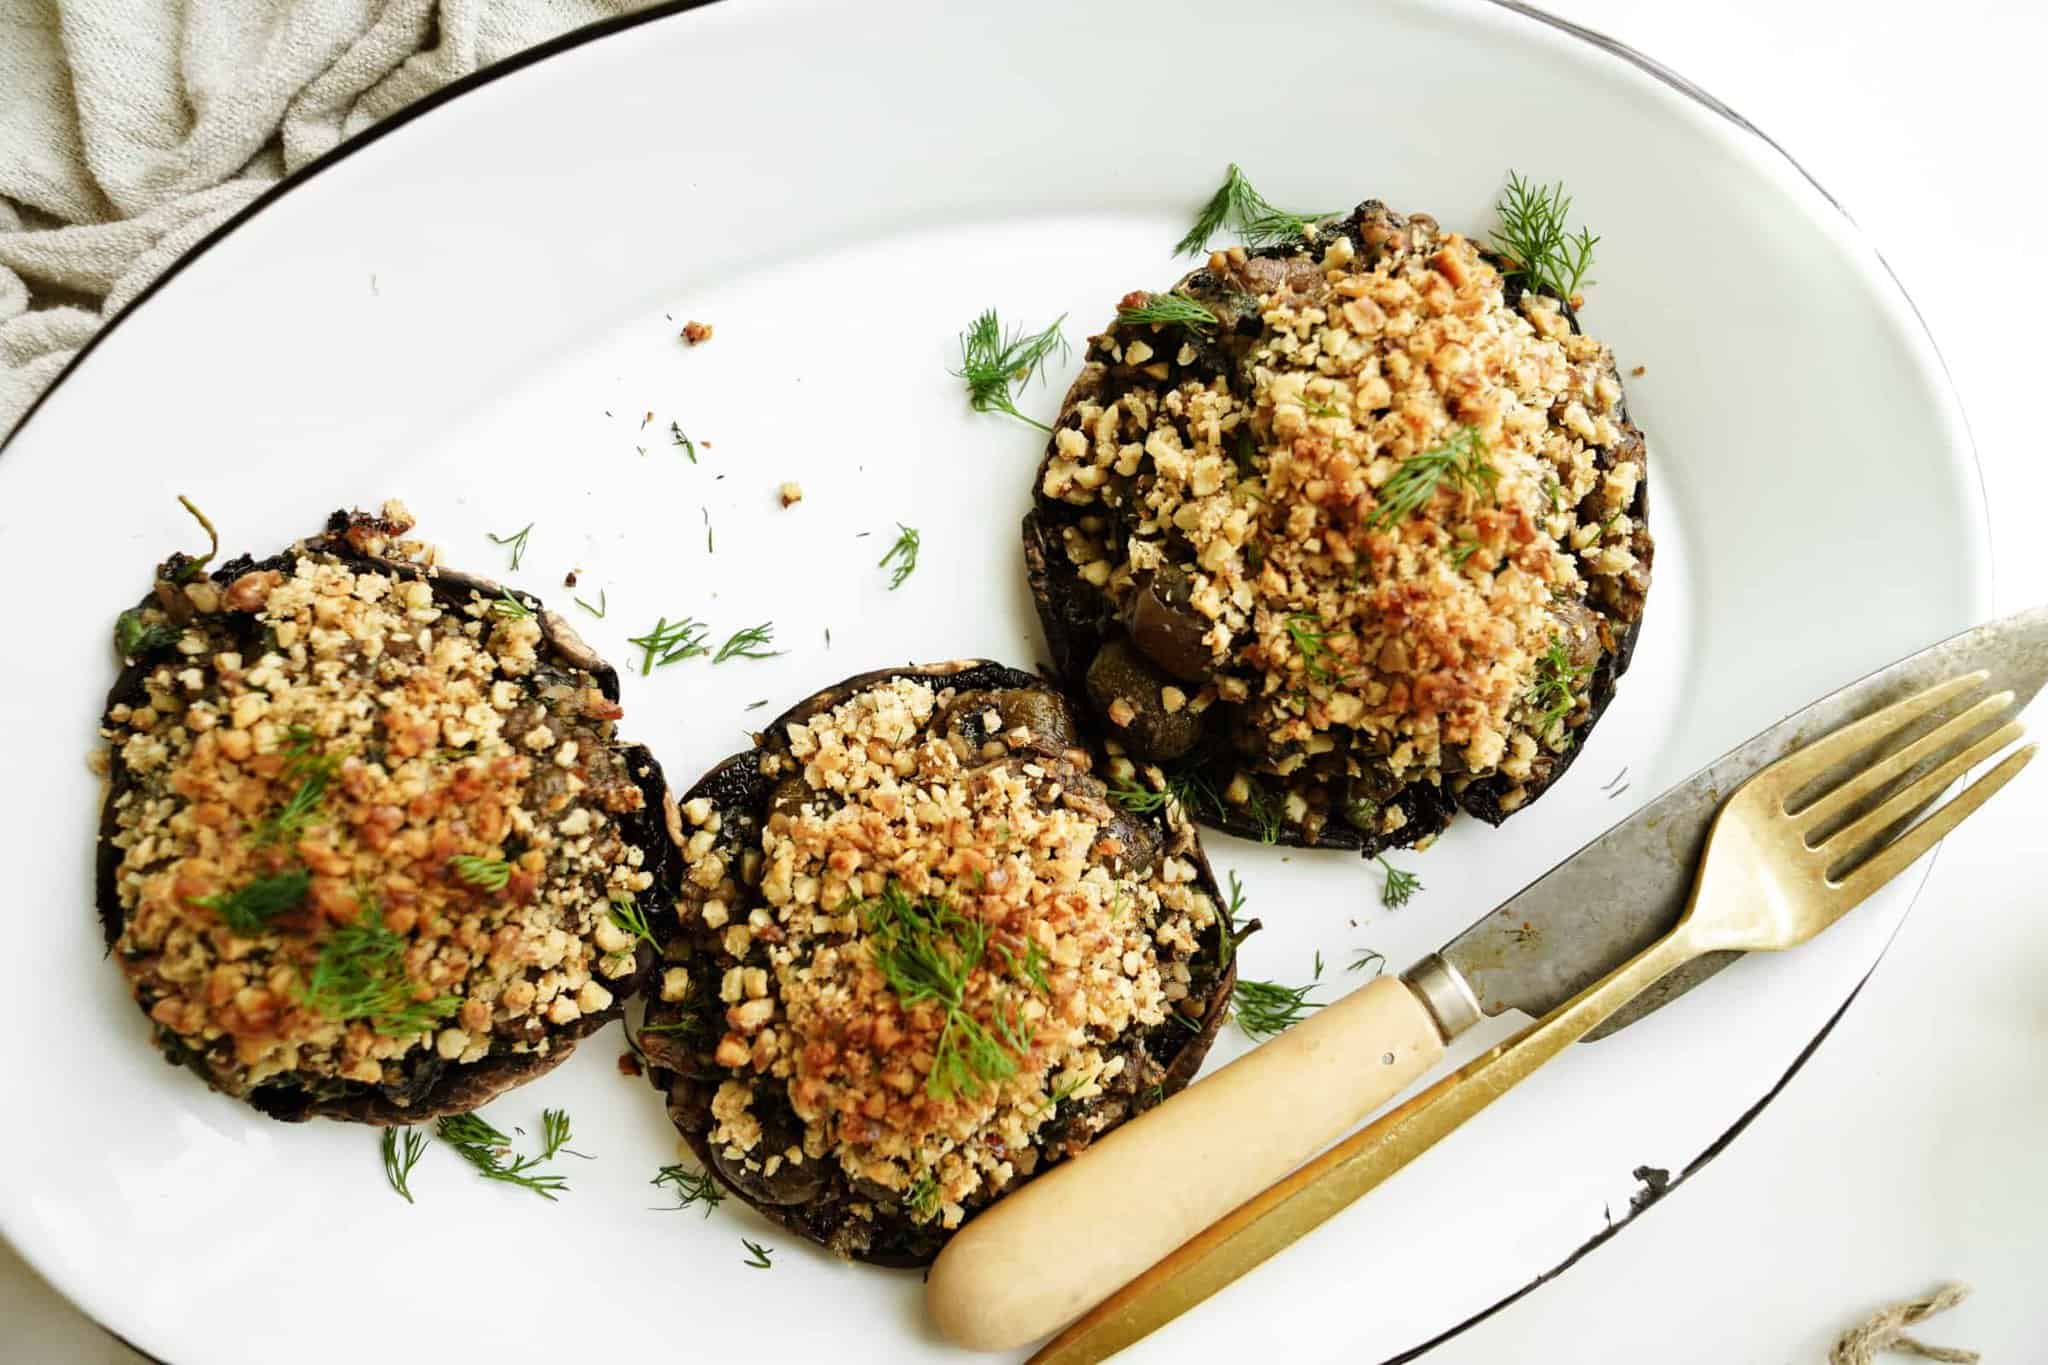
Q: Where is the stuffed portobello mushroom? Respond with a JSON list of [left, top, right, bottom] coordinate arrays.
[[1026, 199, 1652, 854], [96, 502, 676, 1123], [638, 661, 1239, 1266]]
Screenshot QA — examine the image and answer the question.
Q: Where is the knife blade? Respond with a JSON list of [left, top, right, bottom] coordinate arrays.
[[1441, 603, 2048, 1037]]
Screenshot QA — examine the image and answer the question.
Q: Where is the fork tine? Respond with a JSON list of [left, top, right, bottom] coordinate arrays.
[[1769, 672, 1988, 793], [1799, 690, 2016, 830], [1833, 742, 2035, 902], [1817, 720, 2025, 861]]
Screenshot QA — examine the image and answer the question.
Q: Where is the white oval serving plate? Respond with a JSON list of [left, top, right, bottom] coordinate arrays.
[[0, 1, 1988, 1361]]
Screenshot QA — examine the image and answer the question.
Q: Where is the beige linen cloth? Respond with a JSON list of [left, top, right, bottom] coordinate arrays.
[[0, 0, 662, 437]]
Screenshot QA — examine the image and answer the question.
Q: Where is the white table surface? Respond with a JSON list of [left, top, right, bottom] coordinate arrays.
[[4, 1, 2042, 1360]]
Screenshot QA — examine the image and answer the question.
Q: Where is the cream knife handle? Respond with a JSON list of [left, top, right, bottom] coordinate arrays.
[[1025, 922, 1709, 1365], [925, 973, 1448, 1352]]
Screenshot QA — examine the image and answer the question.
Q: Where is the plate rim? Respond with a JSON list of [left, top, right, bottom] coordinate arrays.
[[0, 3, 1994, 1361]]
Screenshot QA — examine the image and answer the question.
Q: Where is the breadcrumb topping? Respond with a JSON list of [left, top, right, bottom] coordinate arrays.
[[102, 514, 652, 1104], [672, 676, 1218, 1231], [1038, 204, 1649, 839]]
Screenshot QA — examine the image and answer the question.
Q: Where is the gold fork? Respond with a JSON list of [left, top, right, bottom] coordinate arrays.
[[1022, 673, 2034, 1365]]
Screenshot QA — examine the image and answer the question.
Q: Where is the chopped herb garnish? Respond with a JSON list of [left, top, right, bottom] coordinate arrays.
[[862, 885, 1025, 1100], [741, 1238, 775, 1269], [1366, 426, 1496, 532], [907, 1172, 942, 1219], [1116, 290, 1218, 330], [608, 893, 658, 951], [1220, 870, 1248, 968], [713, 621, 782, 663], [492, 589, 534, 620], [301, 895, 461, 1037], [193, 868, 311, 936], [652, 1162, 725, 1216], [1528, 634, 1593, 744], [1450, 536, 1482, 571], [449, 854, 511, 892], [1542, 476, 1565, 515], [702, 506, 714, 554], [486, 522, 533, 570], [1377, 856, 1422, 909], [1233, 955, 1325, 1042], [670, 422, 698, 463], [1285, 614, 1339, 682], [574, 588, 607, 618], [436, 1112, 569, 1201], [153, 494, 220, 584], [381, 1126, 428, 1204], [1175, 164, 1331, 256], [1348, 948, 1388, 976], [1492, 171, 1599, 303], [879, 523, 921, 590], [537, 1107, 579, 1161], [251, 726, 340, 847], [114, 609, 177, 659], [627, 616, 711, 674], [952, 309, 1070, 432]]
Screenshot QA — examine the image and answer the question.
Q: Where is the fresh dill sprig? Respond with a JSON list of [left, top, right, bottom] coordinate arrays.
[[1220, 870, 1248, 968], [627, 616, 711, 674], [1527, 634, 1593, 744], [1233, 955, 1325, 1042], [879, 523, 921, 590], [1377, 856, 1422, 909], [1240, 780, 1283, 845], [251, 726, 340, 847], [1491, 171, 1599, 303], [1366, 426, 1496, 532], [1285, 613, 1339, 682], [449, 854, 511, 892], [436, 1112, 569, 1201], [1108, 773, 1172, 814], [1348, 947, 1388, 976], [652, 1162, 725, 1216], [492, 589, 534, 620], [714, 621, 782, 664], [193, 868, 311, 936], [486, 522, 533, 570], [607, 893, 658, 951], [1450, 535, 1482, 571], [670, 421, 698, 463], [862, 885, 1024, 1100], [952, 309, 1070, 432], [156, 494, 221, 584], [1175, 164, 1331, 256], [907, 1172, 941, 1220], [114, 610, 177, 658], [741, 1238, 775, 1269], [993, 937, 1051, 995], [1115, 291, 1219, 330], [538, 1107, 578, 1161], [573, 588, 607, 619], [301, 896, 461, 1037], [381, 1126, 428, 1204]]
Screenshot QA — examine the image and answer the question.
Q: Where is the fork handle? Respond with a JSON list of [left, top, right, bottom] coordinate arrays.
[[926, 973, 1447, 1352], [1023, 922, 1707, 1365]]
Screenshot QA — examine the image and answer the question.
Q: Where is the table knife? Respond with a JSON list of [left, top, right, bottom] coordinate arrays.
[[925, 605, 2048, 1356]]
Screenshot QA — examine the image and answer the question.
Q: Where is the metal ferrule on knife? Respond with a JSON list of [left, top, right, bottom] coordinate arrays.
[[1400, 954, 1484, 1043]]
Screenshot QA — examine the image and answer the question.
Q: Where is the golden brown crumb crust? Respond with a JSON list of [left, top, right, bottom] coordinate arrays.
[[1026, 200, 1652, 854], [96, 505, 678, 1123], [639, 662, 1239, 1266]]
